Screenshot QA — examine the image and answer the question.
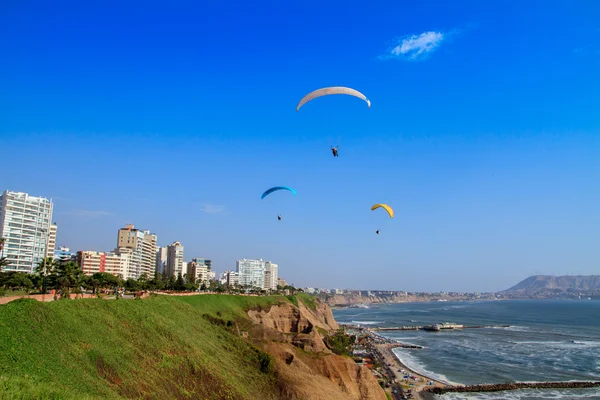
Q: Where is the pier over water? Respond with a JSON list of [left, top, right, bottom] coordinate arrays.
[[341, 323, 511, 331], [424, 381, 600, 395]]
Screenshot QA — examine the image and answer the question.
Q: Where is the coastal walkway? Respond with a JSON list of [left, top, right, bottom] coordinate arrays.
[[372, 324, 510, 331]]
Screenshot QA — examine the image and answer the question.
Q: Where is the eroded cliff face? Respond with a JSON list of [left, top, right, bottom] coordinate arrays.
[[247, 300, 338, 333], [247, 298, 386, 400]]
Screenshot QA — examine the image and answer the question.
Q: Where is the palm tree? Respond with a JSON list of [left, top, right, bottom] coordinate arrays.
[[0, 257, 9, 273], [35, 257, 58, 293]]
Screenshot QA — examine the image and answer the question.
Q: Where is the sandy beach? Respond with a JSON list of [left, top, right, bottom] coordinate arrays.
[[371, 338, 450, 399]]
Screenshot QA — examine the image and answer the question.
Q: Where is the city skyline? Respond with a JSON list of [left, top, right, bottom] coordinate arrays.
[[2, 1, 599, 292]]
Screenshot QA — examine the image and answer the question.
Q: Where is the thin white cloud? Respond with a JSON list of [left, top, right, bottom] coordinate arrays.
[[200, 204, 225, 214], [381, 31, 446, 61], [61, 209, 114, 218]]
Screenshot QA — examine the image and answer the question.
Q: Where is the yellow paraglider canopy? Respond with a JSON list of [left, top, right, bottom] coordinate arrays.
[[371, 204, 394, 218]]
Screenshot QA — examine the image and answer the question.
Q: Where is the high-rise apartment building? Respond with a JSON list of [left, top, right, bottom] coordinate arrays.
[[116, 224, 157, 279], [236, 258, 265, 289], [155, 246, 168, 275], [166, 241, 184, 277], [48, 223, 57, 259], [0, 190, 55, 273], [264, 261, 278, 291]]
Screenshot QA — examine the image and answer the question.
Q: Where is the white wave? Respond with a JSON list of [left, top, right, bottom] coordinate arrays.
[[512, 340, 564, 345], [510, 339, 600, 350], [385, 336, 418, 341], [492, 325, 530, 332], [572, 340, 600, 347], [351, 320, 383, 325], [391, 347, 461, 386]]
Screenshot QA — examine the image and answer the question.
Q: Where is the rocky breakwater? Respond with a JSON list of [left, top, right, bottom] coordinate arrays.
[[424, 381, 600, 396], [247, 298, 387, 400]]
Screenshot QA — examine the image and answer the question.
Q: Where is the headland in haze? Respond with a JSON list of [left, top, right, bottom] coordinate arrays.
[[316, 275, 600, 308]]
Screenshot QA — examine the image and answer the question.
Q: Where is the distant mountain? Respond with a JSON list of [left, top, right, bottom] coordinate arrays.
[[502, 275, 600, 294]]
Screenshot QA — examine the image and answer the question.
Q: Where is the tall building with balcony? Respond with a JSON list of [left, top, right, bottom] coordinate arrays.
[[48, 223, 57, 258], [116, 224, 157, 279], [236, 258, 265, 289], [0, 190, 55, 273], [156, 246, 168, 275], [264, 261, 278, 291], [77, 250, 124, 277], [166, 241, 184, 277]]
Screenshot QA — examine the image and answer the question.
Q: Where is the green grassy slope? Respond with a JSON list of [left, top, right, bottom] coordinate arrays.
[[0, 295, 294, 400]]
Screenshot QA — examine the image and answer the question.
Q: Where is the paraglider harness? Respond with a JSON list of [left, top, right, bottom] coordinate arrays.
[[331, 146, 339, 157]]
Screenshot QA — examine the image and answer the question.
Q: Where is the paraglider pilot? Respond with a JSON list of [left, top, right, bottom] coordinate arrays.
[[376, 230, 380, 235], [331, 146, 339, 157], [278, 215, 282, 221]]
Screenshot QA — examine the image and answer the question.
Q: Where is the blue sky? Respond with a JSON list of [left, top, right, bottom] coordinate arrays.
[[1, 0, 599, 292]]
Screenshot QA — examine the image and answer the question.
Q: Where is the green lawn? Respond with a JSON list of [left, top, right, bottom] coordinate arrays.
[[173, 294, 289, 321], [0, 296, 283, 400]]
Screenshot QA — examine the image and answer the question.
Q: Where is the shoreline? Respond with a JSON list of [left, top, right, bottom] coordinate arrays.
[[374, 343, 448, 399], [367, 329, 457, 386], [360, 329, 451, 399]]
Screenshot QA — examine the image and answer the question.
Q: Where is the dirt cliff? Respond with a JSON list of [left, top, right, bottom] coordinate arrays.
[[247, 298, 386, 400]]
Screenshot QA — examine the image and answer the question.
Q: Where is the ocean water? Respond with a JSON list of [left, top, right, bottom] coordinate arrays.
[[333, 300, 600, 400]]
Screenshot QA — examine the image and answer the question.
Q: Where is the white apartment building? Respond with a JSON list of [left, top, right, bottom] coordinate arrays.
[[219, 270, 240, 287], [155, 246, 168, 275], [0, 190, 56, 273], [264, 261, 278, 291], [236, 258, 266, 289], [166, 241, 184, 277], [48, 223, 57, 258], [116, 247, 135, 280]]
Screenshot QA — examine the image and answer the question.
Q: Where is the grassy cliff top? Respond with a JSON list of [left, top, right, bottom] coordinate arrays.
[[0, 294, 313, 400]]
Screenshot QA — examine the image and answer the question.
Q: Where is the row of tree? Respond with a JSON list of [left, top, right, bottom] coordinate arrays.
[[0, 255, 300, 298]]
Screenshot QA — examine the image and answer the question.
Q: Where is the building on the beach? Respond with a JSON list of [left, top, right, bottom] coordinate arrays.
[[0, 190, 56, 273], [165, 241, 184, 278], [116, 224, 157, 279]]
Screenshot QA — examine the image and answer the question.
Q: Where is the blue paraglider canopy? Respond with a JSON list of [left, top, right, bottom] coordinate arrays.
[[261, 186, 297, 199]]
